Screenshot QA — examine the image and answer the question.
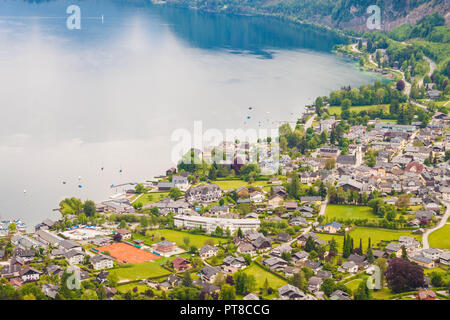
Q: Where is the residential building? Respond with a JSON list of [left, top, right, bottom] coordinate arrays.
[[173, 215, 260, 234]]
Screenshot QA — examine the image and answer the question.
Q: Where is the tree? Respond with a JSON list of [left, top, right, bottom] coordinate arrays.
[[18, 283, 46, 300], [107, 272, 119, 288], [168, 286, 201, 300], [325, 158, 336, 170], [430, 272, 444, 287], [169, 187, 182, 200], [329, 237, 338, 254], [396, 194, 410, 208], [189, 246, 198, 255], [353, 280, 371, 300], [83, 200, 96, 217], [182, 271, 193, 287], [183, 236, 190, 248], [342, 233, 352, 258], [304, 236, 316, 252], [386, 258, 424, 293], [81, 289, 99, 300], [135, 184, 145, 194], [287, 173, 301, 199], [237, 227, 243, 238], [113, 233, 122, 242], [366, 245, 374, 264], [118, 220, 127, 229], [321, 278, 336, 297], [262, 278, 269, 296], [291, 271, 306, 290], [219, 284, 236, 300], [396, 80, 405, 91], [7, 223, 16, 233], [401, 246, 408, 261], [214, 226, 223, 237], [233, 271, 256, 295]]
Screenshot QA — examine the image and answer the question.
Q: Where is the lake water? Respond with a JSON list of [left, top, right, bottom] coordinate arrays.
[[0, 0, 380, 229]]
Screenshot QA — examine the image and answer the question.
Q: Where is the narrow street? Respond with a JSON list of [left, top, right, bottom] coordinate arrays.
[[422, 200, 450, 249]]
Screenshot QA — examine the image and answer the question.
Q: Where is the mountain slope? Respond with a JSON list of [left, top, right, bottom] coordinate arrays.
[[162, 0, 450, 32]]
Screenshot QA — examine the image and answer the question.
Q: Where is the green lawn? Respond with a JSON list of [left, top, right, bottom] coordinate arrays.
[[428, 224, 450, 250], [213, 179, 270, 190], [111, 261, 171, 281], [371, 288, 394, 300], [133, 192, 171, 206], [325, 205, 380, 221], [243, 263, 288, 291], [345, 278, 363, 292], [317, 227, 422, 251], [132, 229, 223, 248], [116, 283, 149, 294], [328, 104, 389, 116], [380, 119, 398, 124]]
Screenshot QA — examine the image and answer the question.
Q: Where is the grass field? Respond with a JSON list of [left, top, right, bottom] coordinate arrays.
[[132, 229, 223, 248], [135, 192, 171, 206], [325, 205, 380, 221], [345, 278, 363, 292], [111, 261, 171, 281], [428, 224, 450, 250], [317, 227, 422, 251], [116, 283, 149, 294], [243, 263, 288, 290], [213, 179, 270, 190], [327, 104, 389, 116]]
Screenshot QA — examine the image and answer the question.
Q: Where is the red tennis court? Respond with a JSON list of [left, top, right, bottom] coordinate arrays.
[[98, 242, 160, 264]]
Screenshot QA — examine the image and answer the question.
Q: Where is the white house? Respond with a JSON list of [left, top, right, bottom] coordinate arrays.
[[173, 215, 260, 234], [250, 192, 265, 203], [421, 248, 441, 261], [199, 245, 218, 259], [339, 261, 358, 274], [172, 175, 190, 191], [439, 252, 450, 266], [90, 254, 114, 270], [19, 267, 41, 282], [65, 249, 85, 265]]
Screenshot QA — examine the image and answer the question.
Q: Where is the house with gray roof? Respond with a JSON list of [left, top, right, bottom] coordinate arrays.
[[42, 283, 59, 299], [199, 244, 218, 258], [199, 265, 220, 283], [278, 284, 304, 300], [307, 276, 323, 292], [263, 256, 288, 271], [330, 290, 352, 300], [252, 236, 272, 252], [65, 249, 85, 265]]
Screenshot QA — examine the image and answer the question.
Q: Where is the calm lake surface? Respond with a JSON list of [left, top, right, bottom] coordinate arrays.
[[0, 0, 380, 228]]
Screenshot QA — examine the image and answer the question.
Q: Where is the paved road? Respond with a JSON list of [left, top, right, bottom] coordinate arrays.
[[319, 197, 328, 216], [418, 56, 436, 88], [422, 200, 450, 249], [304, 114, 316, 130], [287, 225, 312, 246]]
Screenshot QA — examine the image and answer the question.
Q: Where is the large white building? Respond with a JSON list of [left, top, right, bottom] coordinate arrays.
[[174, 215, 260, 234]]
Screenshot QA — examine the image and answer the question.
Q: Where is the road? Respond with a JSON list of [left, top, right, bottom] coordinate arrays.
[[422, 200, 450, 249], [319, 197, 328, 216], [304, 114, 316, 130], [285, 198, 327, 246], [417, 56, 436, 88], [287, 225, 312, 246]]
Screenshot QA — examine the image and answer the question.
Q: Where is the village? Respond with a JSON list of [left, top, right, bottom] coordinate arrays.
[[1, 15, 450, 300], [1, 91, 449, 300]]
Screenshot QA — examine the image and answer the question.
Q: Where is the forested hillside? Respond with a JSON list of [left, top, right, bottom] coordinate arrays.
[[163, 0, 449, 32]]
